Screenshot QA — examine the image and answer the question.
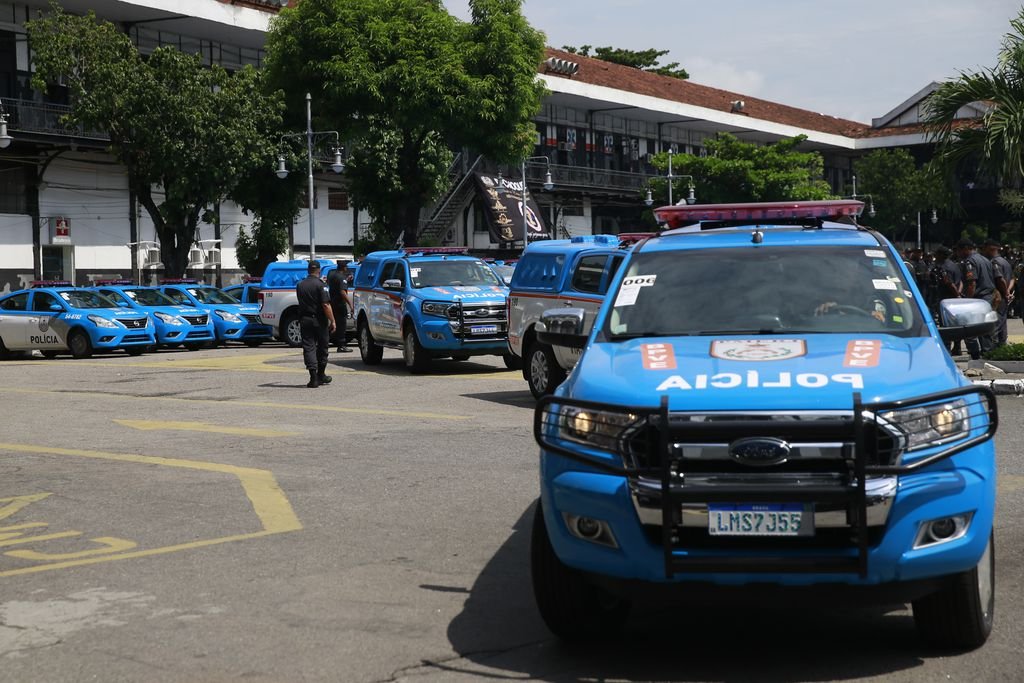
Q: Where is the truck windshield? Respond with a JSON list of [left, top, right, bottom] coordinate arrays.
[[410, 261, 501, 288], [604, 245, 927, 339], [188, 288, 238, 305], [123, 288, 176, 307]]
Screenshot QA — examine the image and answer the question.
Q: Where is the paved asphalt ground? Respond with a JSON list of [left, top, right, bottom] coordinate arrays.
[[0, 337, 1022, 683]]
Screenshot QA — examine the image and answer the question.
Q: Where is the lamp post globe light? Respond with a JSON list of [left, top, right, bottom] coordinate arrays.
[[646, 148, 696, 208], [274, 93, 345, 260], [848, 174, 876, 220]]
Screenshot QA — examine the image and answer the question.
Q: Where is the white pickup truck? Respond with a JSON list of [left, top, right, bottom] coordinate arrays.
[[258, 258, 354, 346]]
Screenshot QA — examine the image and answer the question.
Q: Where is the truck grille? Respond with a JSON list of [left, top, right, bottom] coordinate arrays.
[[181, 314, 208, 325]]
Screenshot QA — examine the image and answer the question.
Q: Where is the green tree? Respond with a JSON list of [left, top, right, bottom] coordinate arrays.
[[853, 149, 949, 239], [263, 0, 546, 247], [26, 5, 286, 277], [925, 9, 1024, 197], [230, 162, 303, 276], [648, 134, 832, 205], [562, 45, 689, 79]]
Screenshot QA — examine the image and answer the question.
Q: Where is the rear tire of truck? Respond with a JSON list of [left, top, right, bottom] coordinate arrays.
[[531, 501, 629, 641], [403, 328, 431, 374], [358, 320, 383, 365], [68, 329, 93, 359], [526, 342, 566, 399], [281, 311, 302, 348], [503, 353, 523, 370], [912, 531, 994, 651]]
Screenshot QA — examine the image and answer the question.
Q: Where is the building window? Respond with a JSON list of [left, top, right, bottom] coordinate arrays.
[[328, 189, 349, 210], [0, 162, 26, 213]]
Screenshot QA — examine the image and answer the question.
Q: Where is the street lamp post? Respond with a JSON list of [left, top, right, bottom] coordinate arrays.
[[520, 156, 554, 250], [916, 208, 938, 250], [275, 93, 345, 260], [645, 148, 695, 207], [847, 174, 876, 220]]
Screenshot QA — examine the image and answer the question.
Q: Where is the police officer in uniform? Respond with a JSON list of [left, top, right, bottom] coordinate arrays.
[[955, 238, 997, 359], [296, 261, 337, 388], [983, 238, 1013, 347], [326, 260, 351, 353]]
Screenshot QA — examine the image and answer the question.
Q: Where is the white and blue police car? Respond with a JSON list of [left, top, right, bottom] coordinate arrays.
[[532, 200, 999, 651], [0, 282, 155, 359], [91, 281, 216, 351], [157, 280, 272, 346]]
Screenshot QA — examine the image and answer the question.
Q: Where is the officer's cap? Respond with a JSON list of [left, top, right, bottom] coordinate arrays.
[[307, 261, 321, 273], [955, 238, 974, 249]]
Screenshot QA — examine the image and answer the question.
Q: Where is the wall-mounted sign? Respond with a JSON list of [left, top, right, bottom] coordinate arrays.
[[50, 216, 70, 244]]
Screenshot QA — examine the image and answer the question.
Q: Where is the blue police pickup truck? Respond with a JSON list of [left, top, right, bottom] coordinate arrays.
[[352, 248, 515, 372], [531, 200, 999, 650]]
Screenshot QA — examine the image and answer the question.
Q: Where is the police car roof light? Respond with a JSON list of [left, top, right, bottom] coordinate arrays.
[[401, 246, 470, 256], [30, 280, 72, 288], [617, 232, 658, 245], [243, 276, 262, 283], [160, 278, 200, 285], [95, 279, 133, 286], [653, 200, 865, 230], [570, 234, 620, 246]]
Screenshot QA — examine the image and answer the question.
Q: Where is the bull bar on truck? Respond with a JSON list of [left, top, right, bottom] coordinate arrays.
[[534, 385, 997, 579]]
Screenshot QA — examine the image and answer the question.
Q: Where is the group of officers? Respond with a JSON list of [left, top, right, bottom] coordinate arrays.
[[910, 238, 1018, 359], [296, 260, 353, 388]]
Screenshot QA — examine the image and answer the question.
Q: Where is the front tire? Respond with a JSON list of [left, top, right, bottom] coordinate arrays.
[[526, 342, 566, 399], [403, 328, 431, 373], [68, 329, 93, 359], [530, 501, 629, 640], [503, 353, 523, 370], [912, 531, 995, 651], [358, 319, 383, 365], [281, 311, 302, 348]]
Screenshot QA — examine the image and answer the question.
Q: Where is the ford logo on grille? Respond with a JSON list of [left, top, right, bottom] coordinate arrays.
[[729, 437, 791, 466], [473, 308, 492, 317]]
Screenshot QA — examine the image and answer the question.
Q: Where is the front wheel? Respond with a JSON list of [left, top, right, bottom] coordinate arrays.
[[358, 320, 383, 365], [281, 311, 302, 348], [912, 531, 995, 651], [531, 501, 629, 640], [68, 329, 93, 359], [503, 353, 523, 370], [526, 342, 567, 399], [403, 328, 431, 373]]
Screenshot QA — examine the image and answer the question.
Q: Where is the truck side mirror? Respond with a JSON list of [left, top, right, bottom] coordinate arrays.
[[382, 279, 403, 290], [937, 298, 998, 343], [536, 307, 588, 348]]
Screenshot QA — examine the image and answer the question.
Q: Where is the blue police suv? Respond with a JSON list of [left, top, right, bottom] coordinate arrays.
[[531, 200, 999, 650]]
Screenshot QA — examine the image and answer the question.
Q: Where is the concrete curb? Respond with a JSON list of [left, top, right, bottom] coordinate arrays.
[[971, 379, 1024, 395]]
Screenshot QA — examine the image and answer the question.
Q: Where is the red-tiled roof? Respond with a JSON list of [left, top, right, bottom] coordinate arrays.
[[542, 47, 873, 138]]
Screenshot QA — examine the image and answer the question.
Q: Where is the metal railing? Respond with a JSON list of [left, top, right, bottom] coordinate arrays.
[[1, 97, 109, 140], [531, 162, 649, 195]]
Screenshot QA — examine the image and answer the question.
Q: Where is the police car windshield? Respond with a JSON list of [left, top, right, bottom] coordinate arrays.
[[188, 287, 238, 304], [59, 291, 118, 309], [410, 261, 501, 288], [605, 245, 926, 339], [124, 288, 176, 306]]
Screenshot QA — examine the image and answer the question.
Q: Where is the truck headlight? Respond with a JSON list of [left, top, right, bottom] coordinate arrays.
[[154, 312, 183, 325], [556, 405, 641, 453], [880, 399, 970, 451], [215, 310, 242, 323], [421, 301, 455, 317], [87, 314, 118, 328]]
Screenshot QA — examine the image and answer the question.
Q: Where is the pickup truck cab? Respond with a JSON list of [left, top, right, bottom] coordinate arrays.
[[353, 247, 513, 372], [91, 282, 216, 350], [531, 200, 999, 651], [158, 280, 272, 346], [0, 283, 155, 358], [508, 234, 631, 397]]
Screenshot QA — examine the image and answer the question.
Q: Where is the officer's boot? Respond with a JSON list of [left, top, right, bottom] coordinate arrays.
[[307, 370, 319, 388], [317, 364, 332, 385]]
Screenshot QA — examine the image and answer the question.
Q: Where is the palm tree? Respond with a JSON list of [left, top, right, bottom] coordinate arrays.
[[925, 10, 1024, 187]]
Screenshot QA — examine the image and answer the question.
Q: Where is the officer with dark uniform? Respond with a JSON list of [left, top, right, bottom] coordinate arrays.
[[983, 238, 1013, 347], [296, 261, 337, 388], [326, 260, 351, 353], [932, 245, 963, 355], [955, 238, 997, 359]]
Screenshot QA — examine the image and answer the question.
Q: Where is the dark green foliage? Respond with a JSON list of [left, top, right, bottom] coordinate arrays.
[[562, 44, 689, 80], [853, 149, 950, 237], [983, 342, 1024, 360]]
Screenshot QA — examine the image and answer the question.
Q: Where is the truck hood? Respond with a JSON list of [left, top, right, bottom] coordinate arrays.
[[417, 285, 506, 303], [565, 334, 963, 411]]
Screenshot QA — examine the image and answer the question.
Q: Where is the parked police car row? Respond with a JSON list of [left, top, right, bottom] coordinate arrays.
[[0, 279, 271, 359]]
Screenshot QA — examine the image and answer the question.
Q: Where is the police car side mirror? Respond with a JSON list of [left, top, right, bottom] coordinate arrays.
[[937, 298, 999, 343], [382, 279, 403, 290], [536, 307, 588, 348], [49, 304, 63, 312], [502, 275, 513, 286]]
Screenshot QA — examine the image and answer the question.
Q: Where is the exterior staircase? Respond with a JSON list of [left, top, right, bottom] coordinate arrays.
[[418, 154, 483, 245]]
